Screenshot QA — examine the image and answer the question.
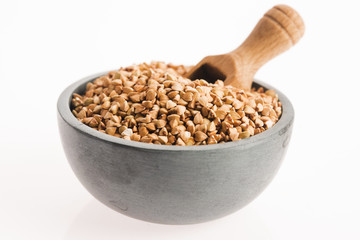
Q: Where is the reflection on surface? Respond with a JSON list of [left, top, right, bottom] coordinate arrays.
[[64, 199, 271, 240]]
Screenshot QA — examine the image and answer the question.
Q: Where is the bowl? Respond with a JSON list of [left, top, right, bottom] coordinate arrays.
[[57, 71, 294, 225]]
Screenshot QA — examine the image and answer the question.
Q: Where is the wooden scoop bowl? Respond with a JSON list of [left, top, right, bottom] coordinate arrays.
[[186, 4, 305, 90]]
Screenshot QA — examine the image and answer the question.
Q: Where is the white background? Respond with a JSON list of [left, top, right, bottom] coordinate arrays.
[[1, 0, 359, 239]]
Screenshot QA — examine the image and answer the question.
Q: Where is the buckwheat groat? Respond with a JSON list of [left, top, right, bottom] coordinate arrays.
[[71, 62, 282, 145]]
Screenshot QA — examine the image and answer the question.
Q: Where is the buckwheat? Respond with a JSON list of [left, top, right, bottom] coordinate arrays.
[[72, 62, 281, 145]]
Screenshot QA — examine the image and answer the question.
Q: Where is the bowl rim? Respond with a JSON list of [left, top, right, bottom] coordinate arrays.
[[57, 71, 294, 152]]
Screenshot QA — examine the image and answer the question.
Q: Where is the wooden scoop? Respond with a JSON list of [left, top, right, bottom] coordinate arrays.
[[186, 4, 305, 90]]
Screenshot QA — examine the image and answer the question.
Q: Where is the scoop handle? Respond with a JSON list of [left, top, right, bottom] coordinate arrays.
[[228, 4, 305, 87]]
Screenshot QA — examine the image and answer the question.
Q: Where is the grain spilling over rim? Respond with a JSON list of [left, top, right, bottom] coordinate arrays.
[[71, 62, 282, 145]]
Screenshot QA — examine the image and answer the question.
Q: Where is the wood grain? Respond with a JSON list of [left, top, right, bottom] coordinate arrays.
[[186, 4, 305, 90]]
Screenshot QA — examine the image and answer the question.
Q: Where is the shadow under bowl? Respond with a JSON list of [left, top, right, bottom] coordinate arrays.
[[57, 71, 294, 225]]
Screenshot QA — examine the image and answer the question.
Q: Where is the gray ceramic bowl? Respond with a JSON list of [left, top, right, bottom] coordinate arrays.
[[57, 71, 294, 225]]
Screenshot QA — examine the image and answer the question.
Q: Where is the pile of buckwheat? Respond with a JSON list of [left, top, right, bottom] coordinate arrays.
[[71, 62, 282, 145]]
